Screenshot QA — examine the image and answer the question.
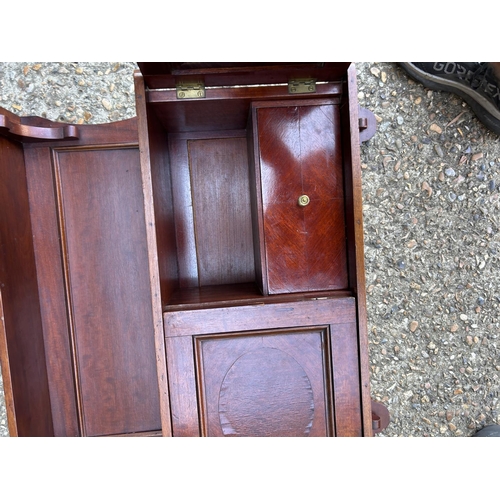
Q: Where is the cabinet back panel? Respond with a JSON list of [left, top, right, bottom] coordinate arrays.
[[169, 133, 255, 289]]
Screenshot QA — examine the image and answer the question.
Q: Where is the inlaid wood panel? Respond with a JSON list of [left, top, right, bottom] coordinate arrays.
[[252, 101, 348, 295], [196, 328, 330, 437]]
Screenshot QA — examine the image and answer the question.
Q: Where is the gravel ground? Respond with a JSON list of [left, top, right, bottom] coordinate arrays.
[[1, 62, 499, 437]]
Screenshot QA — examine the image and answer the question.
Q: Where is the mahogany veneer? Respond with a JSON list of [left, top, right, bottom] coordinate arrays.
[[0, 63, 387, 437]]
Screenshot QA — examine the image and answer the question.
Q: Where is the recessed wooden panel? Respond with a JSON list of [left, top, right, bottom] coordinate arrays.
[[195, 328, 330, 437], [252, 101, 348, 294], [180, 135, 255, 287], [55, 147, 161, 436]]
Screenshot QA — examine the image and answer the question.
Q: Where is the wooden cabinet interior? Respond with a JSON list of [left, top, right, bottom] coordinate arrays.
[[0, 63, 385, 436], [134, 63, 379, 436]]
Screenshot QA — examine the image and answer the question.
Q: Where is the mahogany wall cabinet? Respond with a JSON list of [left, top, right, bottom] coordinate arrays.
[[0, 63, 386, 436]]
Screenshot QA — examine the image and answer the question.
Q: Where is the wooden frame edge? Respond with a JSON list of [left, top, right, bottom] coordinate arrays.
[[0, 290, 18, 436], [134, 69, 173, 437], [346, 63, 375, 437]]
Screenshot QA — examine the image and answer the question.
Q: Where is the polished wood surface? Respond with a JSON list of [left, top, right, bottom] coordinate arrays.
[[0, 106, 78, 141], [166, 131, 255, 289], [251, 100, 348, 294], [138, 62, 350, 90], [0, 288, 18, 436], [189, 136, 254, 286], [0, 135, 53, 436], [0, 63, 383, 437], [341, 65, 374, 435], [164, 296, 360, 436], [53, 146, 160, 436], [197, 328, 330, 437], [147, 84, 342, 134], [1, 111, 162, 436]]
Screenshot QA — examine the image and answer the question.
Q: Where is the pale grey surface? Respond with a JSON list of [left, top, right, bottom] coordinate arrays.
[[0, 62, 499, 437]]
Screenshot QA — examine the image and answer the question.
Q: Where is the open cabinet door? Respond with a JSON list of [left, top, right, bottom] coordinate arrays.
[[0, 107, 161, 436]]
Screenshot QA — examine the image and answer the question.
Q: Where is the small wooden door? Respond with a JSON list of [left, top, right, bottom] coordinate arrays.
[[251, 100, 349, 295], [164, 296, 363, 437]]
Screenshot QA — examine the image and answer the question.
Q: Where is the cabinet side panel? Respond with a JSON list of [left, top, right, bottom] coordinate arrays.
[[0, 137, 53, 436], [341, 64, 373, 436], [146, 108, 179, 300], [55, 147, 161, 436]]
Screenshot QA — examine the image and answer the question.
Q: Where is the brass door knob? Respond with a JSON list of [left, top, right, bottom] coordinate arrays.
[[298, 195, 310, 207]]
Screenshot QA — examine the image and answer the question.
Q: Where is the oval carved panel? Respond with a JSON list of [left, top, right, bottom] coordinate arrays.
[[218, 347, 315, 437]]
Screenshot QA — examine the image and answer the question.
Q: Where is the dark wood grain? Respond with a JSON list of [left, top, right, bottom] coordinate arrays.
[[164, 296, 357, 436], [0, 136, 53, 436], [0, 290, 18, 436], [331, 322, 362, 436], [164, 296, 356, 337], [148, 85, 342, 135], [24, 146, 81, 436], [251, 100, 348, 294], [188, 136, 255, 286], [0, 63, 382, 438], [165, 336, 200, 437], [0, 107, 78, 141], [54, 146, 161, 436], [196, 328, 330, 437]]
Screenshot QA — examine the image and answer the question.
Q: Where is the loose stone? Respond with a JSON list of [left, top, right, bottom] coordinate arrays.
[[422, 181, 433, 197], [430, 123, 442, 134], [102, 99, 112, 110]]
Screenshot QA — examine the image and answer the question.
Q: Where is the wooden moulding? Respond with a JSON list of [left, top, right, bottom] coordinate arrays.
[[0, 108, 79, 142]]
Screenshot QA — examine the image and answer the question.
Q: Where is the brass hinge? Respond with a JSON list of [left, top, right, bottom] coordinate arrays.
[[288, 78, 316, 94], [176, 81, 206, 99]]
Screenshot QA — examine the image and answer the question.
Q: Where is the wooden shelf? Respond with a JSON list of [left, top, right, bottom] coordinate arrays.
[[165, 282, 353, 312]]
